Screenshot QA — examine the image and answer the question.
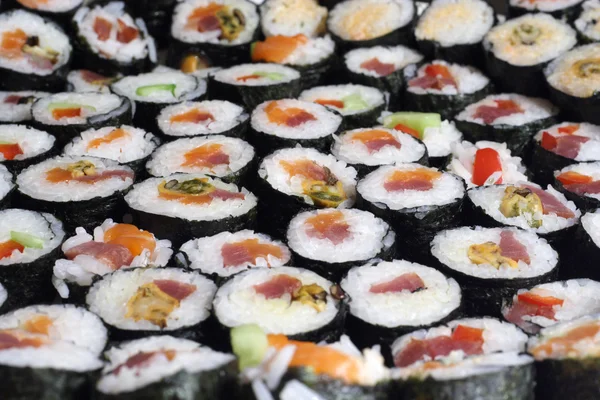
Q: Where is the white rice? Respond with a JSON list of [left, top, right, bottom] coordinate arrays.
[[0, 209, 64, 266], [358, 164, 465, 210], [328, 0, 414, 41], [213, 63, 300, 86], [528, 314, 600, 360], [260, 0, 328, 37], [575, 0, 600, 41], [483, 14, 576, 67], [86, 268, 217, 331], [66, 70, 115, 94], [0, 91, 50, 122], [555, 162, 600, 201], [172, 0, 260, 45], [468, 183, 581, 233], [180, 230, 291, 277], [0, 125, 54, 162], [416, 0, 494, 46], [341, 260, 461, 328], [345, 45, 423, 78], [111, 71, 206, 103], [274, 35, 335, 66], [0, 342, 103, 371], [405, 60, 490, 95], [252, 99, 342, 139], [510, 0, 582, 12], [213, 266, 339, 335], [17, 0, 82, 12], [0, 282, 6, 309], [17, 156, 134, 202], [125, 173, 257, 221], [545, 44, 600, 98], [582, 210, 600, 247], [32, 92, 125, 126], [299, 84, 385, 116], [534, 122, 600, 161], [0, 165, 13, 201], [157, 100, 248, 137]]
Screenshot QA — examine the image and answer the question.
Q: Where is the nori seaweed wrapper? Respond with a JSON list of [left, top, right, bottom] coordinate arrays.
[[534, 357, 600, 400], [1, 0, 83, 31], [328, 16, 416, 53], [508, 3, 583, 22], [341, 147, 428, 179], [339, 102, 387, 131], [125, 0, 176, 46], [290, 54, 338, 91], [554, 176, 600, 212], [545, 79, 600, 125], [1, 146, 60, 176], [559, 221, 600, 280], [0, 180, 16, 211], [417, 39, 486, 70], [529, 140, 576, 186]]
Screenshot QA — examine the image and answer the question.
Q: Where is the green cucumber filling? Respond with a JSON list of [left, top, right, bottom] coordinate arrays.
[[342, 93, 369, 112], [231, 324, 268, 370], [384, 112, 441, 138], [10, 231, 44, 249], [252, 71, 285, 81], [47, 102, 97, 112], [136, 84, 177, 97]]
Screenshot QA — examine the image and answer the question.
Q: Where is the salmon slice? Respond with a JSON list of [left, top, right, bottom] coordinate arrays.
[[221, 238, 284, 267], [304, 211, 351, 245], [104, 223, 156, 257], [186, 3, 224, 31], [265, 101, 316, 127], [351, 129, 400, 153], [153, 280, 196, 301], [18, 0, 49, 9], [541, 133, 590, 159], [0, 332, 46, 350], [252, 34, 308, 63], [116, 19, 139, 44], [280, 159, 328, 181], [254, 275, 302, 299], [521, 185, 575, 219], [237, 74, 262, 82], [384, 169, 442, 192], [360, 58, 395, 76], [52, 107, 81, 120], [94, 17, 113, 41], [46, 168, 133, 184], [1, 29, 27, 59], [0, 240, 24, 260], [558, 124, 580, 135], [557, 171, 593, 185], [170, 109, 214, 124], [369, 273, 425, 294], [530, 322, 600, 359], [0, 143, 24, 160], [182, 144, 230, 169], [23, 315, 52, 335], [64, 241, 133, 270], [499, 231, 530, 264], [473, 100, 523, 124], [87, 128, 129, 150], [393, 123, 421, 139], [315, 99, 344, 109]]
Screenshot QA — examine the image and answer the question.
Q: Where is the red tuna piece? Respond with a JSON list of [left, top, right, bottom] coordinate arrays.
[[369, 272, 425, 294], [503, 291, 564, 333], [64, 241, 134, 270], [499, 231, 530, 264], [472, 100, 523, 125], [564, 180, 600, 196], [522, 185, 575, 219], [209, 188, 245, 201], [4, 95, 22, 104], [116, 19, 139, 44], [94, 17, 112, 41], [81, 70, 109, 83], [153, 280, 197, 300], [305, 211, 351, 245], [360, 58, 395, 76], [254, 274, 302, 299]]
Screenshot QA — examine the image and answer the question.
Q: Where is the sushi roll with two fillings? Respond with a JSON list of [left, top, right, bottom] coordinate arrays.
[[575, 0, 600, 43], [0, 10, 72, 92], [509, 0, 584, 20], [15, 156, 135, 231], [357, 164, 465, 263], [391, 318, 534, 400], [0, 209, 64, 311], [249, 99, 342, 156], [554, 162, 600, 211], [431, 226, 558, 316], [0, 125, 56, 174], [52, 218, 173, 303], [72, 1, 156, 76], [260, 0, 328, 38], [566, 210, 600, 280], [169, 0, 260, 67], [94, 336, 237, 400], [0, 165, 14, 209], [0, 91, 49, 124], [483, 14, 576, 97], [299, 84, 386, 130], [0, 304, 107, 400], [66, 70, 118, 93], [454, 93, 558, 157], [414, 0, 494, 67]]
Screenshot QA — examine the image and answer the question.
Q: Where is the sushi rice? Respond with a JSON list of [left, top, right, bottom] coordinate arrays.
[[344, 45, 423, 78], [299, 84, 385, 116], [545, 44, 600, 98], [111, 71, 206, 103], [32, 92, 129, 126], [555, 162, 600, 201], [0, 91, 50, 123], [260, 0, 328, 38], [0, 125, 54, 162], [405, 61, 490, 96], [582, 210, 600, 247], [0, 165, 13, 201], [456, 94, 558, 126], [575, 0, 600, 41], [534, 122, 600, 161], [212, 63, 300, 87]]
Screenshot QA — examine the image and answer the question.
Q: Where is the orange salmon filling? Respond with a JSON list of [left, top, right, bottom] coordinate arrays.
[[251, 34, 308, 63], [0, 240, 25, 260], [531, 322, 600, 359], [265, 101, 316, 127], [18, 0, 50, 9], [52, 108, 81, 120], [182, 144, 230, 168], [222, 238, 284, 267], [556, 171, 593, 185], [0, 143, 24, 160], [351, 129, 400, 152], [315, 99, 344, 108], [170, 109, 214, 124], [1, 29, 27, 59], [104, 224, 156, 257], [87, 128, 129, 150], [23, 315, 52, 335]]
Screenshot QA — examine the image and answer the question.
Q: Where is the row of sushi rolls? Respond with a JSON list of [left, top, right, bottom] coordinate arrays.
[[3, 0, 600, 398]]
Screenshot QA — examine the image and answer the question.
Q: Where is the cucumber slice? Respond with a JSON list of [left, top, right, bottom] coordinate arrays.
[[10, 231, 44, 249], [136, 84, 177, 97], [383, 112, 441, 139], [231, 324, 268, 370], [47, 102, 96, 112], [252, 71, 285, 81], [342, 93, 369, 112]]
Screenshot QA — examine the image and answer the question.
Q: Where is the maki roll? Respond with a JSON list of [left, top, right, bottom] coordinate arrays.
[[503, 279, 600, 334], [403, 61, 492, 120], [260, 0, 328, 38], [414, 0, 494, 66], [509, 0, 584, 20], [286, 208, 395, 280], [0, 91, 49, 124], [156, 100, 249, 140], [86, 267, 217, 340], [327, 0, 415, 51], [483, 14, 576, 97], [169, 0, 260, 66], [0, 125, 56, 174], [213, 266, 345, 342], [554, 162, 600, 211], [0, 165, 14, 209], [454, 93, 558, 156], [0, 10, 72, 92], [66, 70, 118, 93], [177, 230, 291, 283], [331, 127, 428, 176], [568, 210, 600, 280], [52, 219, 173, 303], [124, 173, 258, 247], [16, 156, 135, 231], [209, 64, 301, 110], [299, 84, 386, 130], [341, 260, 461, 350], [95, 336, 236, 399], [31, 92, 133, 145], [145, 136, 255, 184], [3, 0, 83, 29], [249, 99, 342, 156], [575, 0, 600, 43], [0, 304, 106, 400], [0, 208, 64, 310], [72, 1, 156, 76], [356, 164, 465, 263]]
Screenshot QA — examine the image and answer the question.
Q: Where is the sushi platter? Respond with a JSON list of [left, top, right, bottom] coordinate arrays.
[[1, 0, 600, 399]]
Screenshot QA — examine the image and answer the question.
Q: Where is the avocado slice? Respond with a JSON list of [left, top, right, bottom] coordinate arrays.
[[231, 324, 268, 370]]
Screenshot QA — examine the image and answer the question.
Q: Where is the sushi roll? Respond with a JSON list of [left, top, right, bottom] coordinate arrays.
[[0, 304, 107, 400], [260, 0, 328, 38], [52, 219, 173, 303], [327, 0, 415, 51], [0, 91, 49, 124], [286, 208, 395, 280], [483, 14, 576, 97], [65, 69, 118, 94], [528, 314, 600, 400], [31, 92, 133, 145], [177, 230, 291, 283], [156, 100, 249, 140], [431, 226, 559, 316], [331, 127, 428, 177], [299, 84, 386, 130], [403, 61, 493, 120], [0, 10, 72, 92], [357, 164, 465, 262], [125, 0, 177, 46], [63, 125, 159, 178], [341, 260, 461, 351], [554, 162, 600, 211], [2, 0, 83, 29], [567, 210, 600, 280], [111, 70, 206, 133], [249, 99, 342, 156], [169, 0, 260, 67], [0, 165, 14, 210], [343, 45, 423, 105], [209, 64, 301, 111], [575, 0, 600, 43], [95, 336, 237, 399], [145, 136, 256, 184], [0, 209, 65, 310], [213, 266, 345, 342], [414, 0, 494, 67], [255, 147, 357, 238], [0, 125, 56, 174], [454, 94, 558, 157], [124, 173, 258, 247], [86, 267, 217, 340], [446, 141, 529, 188], [16, 156, 135, 231], [503, 279, 600, 334], [509, 0, 584, 20], [544, 44, 600, 124]]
